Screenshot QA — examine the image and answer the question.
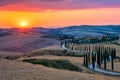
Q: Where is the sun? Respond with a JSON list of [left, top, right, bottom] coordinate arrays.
[[18, 21, 31, 32], [19, 21, 28, 28]]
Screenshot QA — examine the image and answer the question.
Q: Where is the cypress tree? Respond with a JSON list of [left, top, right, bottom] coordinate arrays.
[[71, 44, 73, 50], [85, 53, 88, 68], [97, 45, 101, 68], [60, 42, 62, 47], [113, 49, 116, 58], [92, 52, 95, 70], [88, 52, 90, 63], [100, 45, 103, 65], [104, 49, 107, 70], [106, 46, 110, 61], [98, 53, 101, 68], [83, 53, 86, 66], [100, 46, 104, 63], [111, 49, 114, 71], [65, 41, 67, 47]]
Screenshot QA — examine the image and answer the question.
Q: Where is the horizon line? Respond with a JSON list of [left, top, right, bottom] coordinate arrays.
[[0, 24, 120, 29]]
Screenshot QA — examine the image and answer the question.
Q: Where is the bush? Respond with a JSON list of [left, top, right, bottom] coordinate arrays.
[[23, 59, 83, 72]]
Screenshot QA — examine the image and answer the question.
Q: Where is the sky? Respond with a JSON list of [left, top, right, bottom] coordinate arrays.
[[0, 0, 120, 28]]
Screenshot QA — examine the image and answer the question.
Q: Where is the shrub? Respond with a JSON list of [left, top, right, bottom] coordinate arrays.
[[23, 59, 83, 72]]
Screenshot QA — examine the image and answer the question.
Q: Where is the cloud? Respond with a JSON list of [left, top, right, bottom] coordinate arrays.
[[0, 0, 120, 11], [0, 0, 22, 6]]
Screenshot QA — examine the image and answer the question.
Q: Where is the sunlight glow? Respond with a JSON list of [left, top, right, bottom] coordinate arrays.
[[1, 8, 120, 28], [20, 21, 28, 28]]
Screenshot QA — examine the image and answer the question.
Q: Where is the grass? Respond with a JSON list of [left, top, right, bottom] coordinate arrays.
[[23, 59, 83, 72], [29, 50, 84, 57]]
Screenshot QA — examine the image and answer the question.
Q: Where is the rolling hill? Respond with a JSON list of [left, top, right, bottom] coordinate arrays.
[[49, 25, 120, 37]]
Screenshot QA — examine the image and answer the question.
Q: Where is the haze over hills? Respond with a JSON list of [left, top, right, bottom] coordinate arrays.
[[0, 25, 120, 53], [0, 25, 120, 37], [50, 25, 120, 37]]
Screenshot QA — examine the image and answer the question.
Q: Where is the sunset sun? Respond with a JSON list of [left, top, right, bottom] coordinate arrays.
[[17, 20, 32, 32], [20, 21, 28, 28]]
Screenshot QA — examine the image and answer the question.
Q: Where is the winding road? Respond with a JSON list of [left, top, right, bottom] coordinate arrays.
[[62, 44, 120, 76]]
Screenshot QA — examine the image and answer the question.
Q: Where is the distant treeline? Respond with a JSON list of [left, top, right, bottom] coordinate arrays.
[[60, 33, 119, 44]]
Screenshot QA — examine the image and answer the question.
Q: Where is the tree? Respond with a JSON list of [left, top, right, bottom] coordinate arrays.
[[111, 49, 114, 71], [104, 49, 107, 70], [92, 52, 95, 70], [83, 53, 86, 66], [96, 46, 101, 68], [85, 53, 88, 68], [111, 48, 116, 71]]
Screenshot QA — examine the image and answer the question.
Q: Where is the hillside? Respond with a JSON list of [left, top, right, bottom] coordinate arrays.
[[0, 33, 60, 53], [0, 58, 119, 80], [0, 26, 120, 80], [50, 25, 120, 37]]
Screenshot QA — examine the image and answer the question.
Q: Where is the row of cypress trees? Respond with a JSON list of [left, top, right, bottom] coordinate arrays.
[[83, 45, 116, 71], [63, 41, 116, 71]]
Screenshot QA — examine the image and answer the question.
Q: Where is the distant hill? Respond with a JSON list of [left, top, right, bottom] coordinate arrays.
[[49, 25, 120, 37], [0, 27, 52, 37], [0, 28, 14, 37], [0, 25, 120, 38]]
